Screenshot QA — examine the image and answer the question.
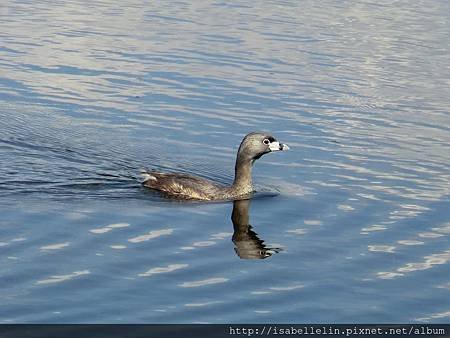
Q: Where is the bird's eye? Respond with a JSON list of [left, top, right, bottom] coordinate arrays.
[[263, 139, 270, 145]]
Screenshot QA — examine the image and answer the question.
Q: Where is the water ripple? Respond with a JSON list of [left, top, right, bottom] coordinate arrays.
[[1, 0, 450, 324]]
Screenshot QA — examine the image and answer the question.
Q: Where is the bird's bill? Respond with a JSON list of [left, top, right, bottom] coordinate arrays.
[[269, 141, 290, 151]]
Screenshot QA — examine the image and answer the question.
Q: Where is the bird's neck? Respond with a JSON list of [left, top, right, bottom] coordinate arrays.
[[232, 156, 254, 193]]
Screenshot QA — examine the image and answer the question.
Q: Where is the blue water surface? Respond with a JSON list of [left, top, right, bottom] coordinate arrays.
[[1, 0, 450, 323]]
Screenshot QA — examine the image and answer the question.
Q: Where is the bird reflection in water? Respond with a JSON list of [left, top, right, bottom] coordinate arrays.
[[231, 199, 281, 259]]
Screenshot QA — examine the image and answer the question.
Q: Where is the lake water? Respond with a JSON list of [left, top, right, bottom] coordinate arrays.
[[1, 0, 450, 324]]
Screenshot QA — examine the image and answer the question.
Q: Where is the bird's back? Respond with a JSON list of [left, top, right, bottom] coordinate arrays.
[[142, 172, 226, 200]]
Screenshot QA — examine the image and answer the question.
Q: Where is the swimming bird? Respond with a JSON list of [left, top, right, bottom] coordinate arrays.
[[141, 132, 289, 200]]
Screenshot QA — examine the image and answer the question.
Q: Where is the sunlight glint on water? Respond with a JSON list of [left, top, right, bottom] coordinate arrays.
[[0, 0, 449, 323]]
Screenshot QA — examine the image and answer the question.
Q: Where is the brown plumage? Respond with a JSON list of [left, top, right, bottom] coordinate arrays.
[[141, 132, 289, 201]]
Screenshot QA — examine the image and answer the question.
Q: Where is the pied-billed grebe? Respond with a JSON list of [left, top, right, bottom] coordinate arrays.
[[141, 132, 289, 200]]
